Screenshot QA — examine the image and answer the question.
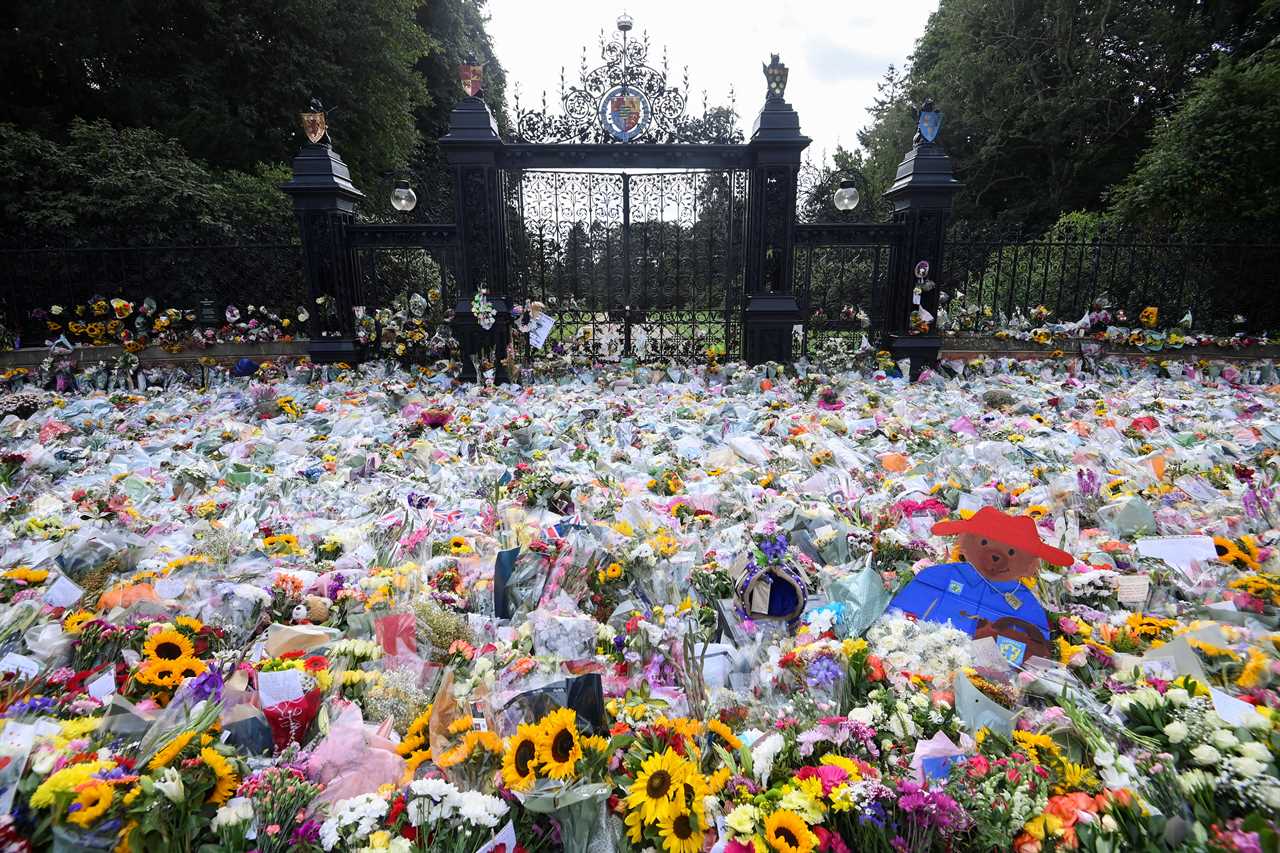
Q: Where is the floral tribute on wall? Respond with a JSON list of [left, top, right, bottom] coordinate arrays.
[[2, 351, 1280, 852]]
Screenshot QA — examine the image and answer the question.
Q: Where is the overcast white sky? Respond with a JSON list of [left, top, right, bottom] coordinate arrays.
[[484, 0, 939, 163]]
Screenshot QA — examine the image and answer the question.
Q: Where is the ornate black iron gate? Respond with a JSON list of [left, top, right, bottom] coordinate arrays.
[[282, 14, 960, 375], [506, 169, 747, 359]]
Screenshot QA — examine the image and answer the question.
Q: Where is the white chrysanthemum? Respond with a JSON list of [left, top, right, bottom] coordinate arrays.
[[751, 732, 784, 784], [1163, 721, 1189, 744], [1191, 744, 1222, 766]]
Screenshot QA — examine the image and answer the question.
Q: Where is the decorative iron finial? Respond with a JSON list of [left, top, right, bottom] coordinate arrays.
[[914, 97, 942, 145], [764, 54, 788, 102], [460, 53, 484, 98], [511, 14, 742, 144], [300, 99, 332, 146]]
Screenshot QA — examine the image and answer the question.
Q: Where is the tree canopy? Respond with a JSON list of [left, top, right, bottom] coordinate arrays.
[[854, 0, 1276, 226], [0, 0, 510, 230]]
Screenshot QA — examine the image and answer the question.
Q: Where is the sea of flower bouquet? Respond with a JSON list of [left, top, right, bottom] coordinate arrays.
[[4, 347, 1280, 853]]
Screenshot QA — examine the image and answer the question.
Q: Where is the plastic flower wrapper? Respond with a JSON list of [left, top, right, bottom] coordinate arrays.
[[529, 597, 598, 661], [306, 700, 406, 805], [823, 561, 893, 638], [503, 706, 616, 853]]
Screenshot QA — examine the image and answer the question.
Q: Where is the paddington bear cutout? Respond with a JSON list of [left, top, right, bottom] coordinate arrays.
[[888, 507, 1073, 665]]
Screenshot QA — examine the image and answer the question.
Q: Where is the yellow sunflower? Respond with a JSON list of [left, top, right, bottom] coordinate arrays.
[[1012, 730, 1062, 766], [139, 659, 182, 689], [536, 708, 582, 780], [406, 705, 434, 739], [143, 629, 193, 662], [705, 719, 742, 750], [708, 766, 732, 794], [581, 734, 610, 754], [201, 747, 238, 805], [175, 616, 204, 632], [174, 657, 207, 681], [449, 536, 473, 556], [117, 819, 138, 853], [401, 749, 432, 784], [764, 809, 816, 853], [502, 723, 541, 792], [148, 730, 196, 770], [67, 780, 113, 827], [397, 732, 426, 757], [659, 809, 704, 853], [62, 610, 96, 635], [677, 771, 709, 821], [624, 804, 649, 844], [626, 748, 690, 824]]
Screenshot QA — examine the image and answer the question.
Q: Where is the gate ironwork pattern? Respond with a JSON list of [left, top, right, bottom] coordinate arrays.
[[507, 168, 746, 360]]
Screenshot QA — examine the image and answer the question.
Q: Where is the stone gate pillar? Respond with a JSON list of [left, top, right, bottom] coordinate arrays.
[[441, 95, 511, 383], [280, 104, 366, 365], [882, 98, 961, 377], [743, 55, 810, 366]]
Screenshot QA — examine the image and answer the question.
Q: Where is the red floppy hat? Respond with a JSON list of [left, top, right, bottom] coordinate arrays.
[[932, 506, 1074, 567]]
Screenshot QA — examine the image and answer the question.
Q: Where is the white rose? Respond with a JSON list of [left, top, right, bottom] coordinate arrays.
[[1165, 688, 1190, 706], [1191, 744, 1222, 766], [1212, 729, 1239, 750], [1101, 815, 1119, 833], [1163, 721, 1189, 744], [1244, 711, 1273, 732], [1263, 785, 1280, 810], [1238, 742, 1271, 762], [1229, 756, 1267, 778]]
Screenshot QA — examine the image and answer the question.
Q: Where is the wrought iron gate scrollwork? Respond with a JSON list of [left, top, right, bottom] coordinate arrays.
[[506, 168, 746, 362]]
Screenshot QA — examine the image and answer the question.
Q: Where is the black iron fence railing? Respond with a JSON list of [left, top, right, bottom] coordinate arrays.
[[6, 217, 1280, 357], [0, 227, 304, 347], [942, 222, 1280, 334]]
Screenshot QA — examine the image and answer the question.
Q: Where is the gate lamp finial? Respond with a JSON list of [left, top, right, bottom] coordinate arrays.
[[390, 179, 417, 213], [616, 12, 633, 32], [833, 179, 860, 212]]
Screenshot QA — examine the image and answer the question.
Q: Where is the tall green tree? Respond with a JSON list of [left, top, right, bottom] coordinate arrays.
[[1108, 44, 1280, 228], [855, 0, 1267, 224], [0, 0, 431, 190], [391, 0, 510, 222]]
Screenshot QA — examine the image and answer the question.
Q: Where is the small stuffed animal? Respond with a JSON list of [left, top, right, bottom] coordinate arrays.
[[888, 507, 1073, 664]]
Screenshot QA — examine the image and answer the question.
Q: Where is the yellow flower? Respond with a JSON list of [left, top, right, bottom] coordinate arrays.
[[659, 808, 704, 853], [819, 754, 863, 781], [143, 629, 193, 662], [626, 748, 691, 824], [401, 749, 433, 784], [31, 761, 116, 808], [502, 724, 542, 791], [174, 615, 204, 633], [148, 730, 197, 770], [3, 567, 49, 584], [536, 708, 582, 780], [1012, 730, 1063, 765], [1023, 812, 1066, 841], [763, 809, 815, 853], [449, 535, 472, 556], [66, 780, 113, 827], [1054, 762, 1099, 795], [606, 562, 624, 580], [173, 657, 207, 681], [62, 610, 96, 635], [201, 747, 238, 805], [706, 719, 742, 750], [117, 819, 138, 853]]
